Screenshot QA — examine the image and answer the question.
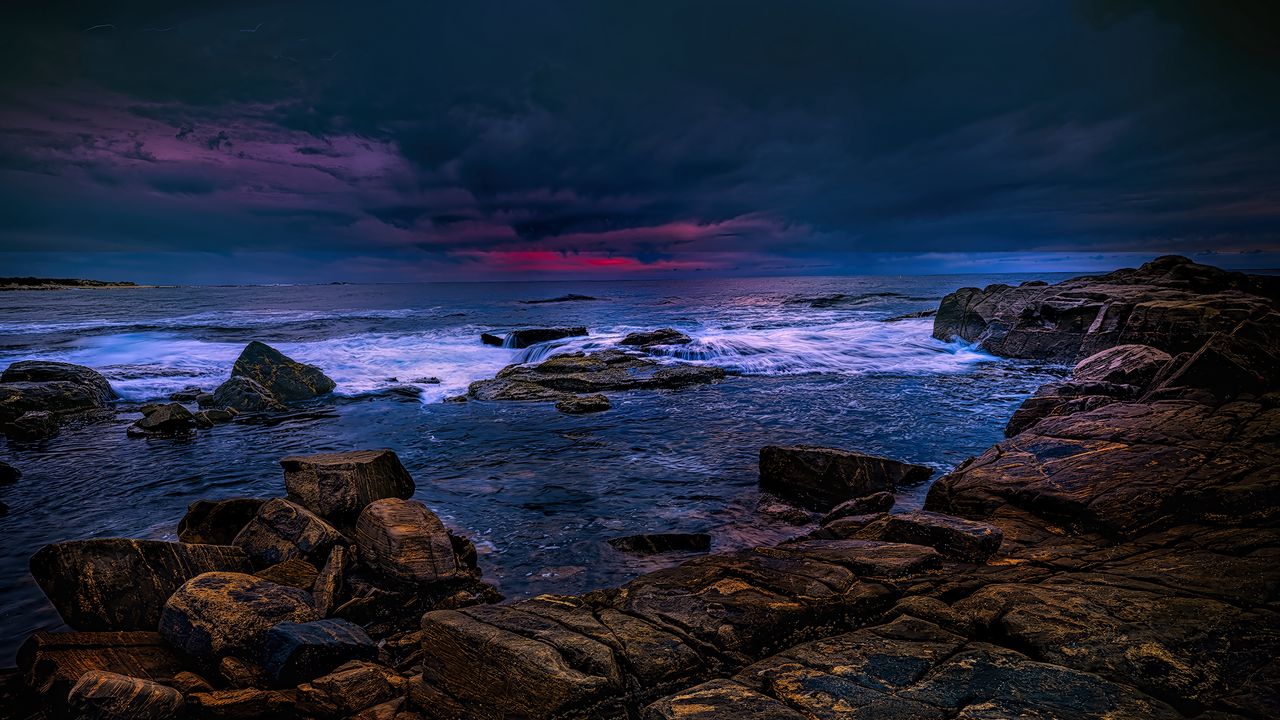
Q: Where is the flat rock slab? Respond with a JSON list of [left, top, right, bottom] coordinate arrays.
[[178, 497, 266, 545], [16, 631, 182, 700], [29, 539, 251, 631], [282, 449, 415, 520], [160, 572, 318, 667], [759, 444, 932, 512], [262, 619, 377, 687], [355, 498, 458, 587], [233, 498, 345, 568], [68, 670, 185, 720]]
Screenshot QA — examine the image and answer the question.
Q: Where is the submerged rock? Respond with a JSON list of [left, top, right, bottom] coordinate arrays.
[[608, 533, 711, 554], [67, 670, 185, 720], [211, 376, 286, 413], [4, 410, 59, 439], [233, 498, 345, 568], [555, 394, 611, 414], [619, 328, 692, 348], [126, 402, 197, 437], [178, 497, 266, 545], [29, 539, 252, 631], [231, 340, 336, 402], [282, 449, 416, 521], [159, 572, 318, 668], [354, 499, 458, 588], [0, 459, 19, 483], [759, 445, 932, 512]]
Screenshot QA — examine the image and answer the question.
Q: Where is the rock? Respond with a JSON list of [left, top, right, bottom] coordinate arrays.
[[195, 392, 217, 408], [168, 670, 214, 694], [1150, 313, 1280, 399], [1073, 344, 1172, 388], [468, 351, 724, 401], [195, 409, 236, 426], [169, 386, 204, 402], [312, 546, 348, 617], [759, 445, 932, 512], [127, 402, 197, 437], [854, 510, 1004, 563], [16, 631, 183, 700], [67, 670, 185, 720], [159, 572, 318, 667], [442, 394, 467, 403], [499, 327, 589, 349], [479, 332, 505, 347], [608, 533, 711, 553], [254, 559, 320, 590], [29, 539, 252, 631], [354, 499, 458, 587], [231, 341, 336, 402], [282, 449, 415, 521], [0, 459, 19, 483], [820, 491, 895, 524], [211, 376, 286, 413], [4, 410, 59, 439], [555, 394, 611, 414], [1003, 380, 1133, 437], [233, 498, 345, 568], [262, 619, 377, 687], [620, 328, 692, 348], [186, 688, 296, 719], [932, 255, 1277, 361], [1, 360, 117, 403], [0, 380, 108, 424], [755, 498, 816, 525], [178, 498, 267, 545], [295, 661, 400, 718], [519, 294, 599, 304]]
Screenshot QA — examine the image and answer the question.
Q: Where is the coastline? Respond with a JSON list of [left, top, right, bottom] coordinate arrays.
[[1, 255, 1276, 719]]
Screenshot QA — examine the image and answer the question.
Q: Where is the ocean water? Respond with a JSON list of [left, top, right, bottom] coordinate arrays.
[[0, 275, 1069, 661]]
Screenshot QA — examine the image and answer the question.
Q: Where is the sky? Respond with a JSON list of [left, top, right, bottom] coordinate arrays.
[[1, 1, 1278, 283]]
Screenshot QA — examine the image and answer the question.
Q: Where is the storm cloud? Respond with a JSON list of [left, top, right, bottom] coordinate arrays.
[[1, 1, 1277, 281]]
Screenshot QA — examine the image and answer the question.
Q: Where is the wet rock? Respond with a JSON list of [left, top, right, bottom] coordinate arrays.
[[820, 491, 895, 524], [932, 255, 1277, 361], [29, 539, 252, 631], [295, 660, 400, 718], [186, 688, 296, 719], [608, 533, 711, 553], [159, 572, 318, 668], [211, 376, 286, 413], [16, 631, 182, 700], [469, 351, 724, 401], [254, 558, 320, 590], [282, 449, 415, 521], [178, 498, 267, 545], [67, 670, 185, 720], [755, 497, 817, 525], [507, 327, 589, 348], [1003, 380, 1132, 437], [0, 380, 108, 425], [312, 546, 348, 617], [1073, 344, 1172, 388], [231, 340, 336, 402], [442, 394, 467, 403], [479, 332, 505, 347], [855, 510, 1004, 563], [195, 408, 236, 425], [0, 459, 19, 483], [262, 619, 377, 687], [4, 410, 59, 439], [354, 499, 458, 588], [195, 392, 217, 408], [468, 378, 570, 402], [759, 445, 932, 512], [233, 498, 345, 568], [884, 309, 937, 322], [1150, 313, 1280, 399], [169, 386, 204, 402], [555, 394, 611, 414], [620, 328, 692, 348], [519, 294, 598, 304], [1, 360, 117, 403], [127, 402, 197, 437]]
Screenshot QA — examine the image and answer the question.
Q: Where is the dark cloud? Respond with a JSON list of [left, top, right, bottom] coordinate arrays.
[[0, 1, 1277, 280]]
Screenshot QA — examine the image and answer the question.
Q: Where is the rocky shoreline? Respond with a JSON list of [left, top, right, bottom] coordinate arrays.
[[2, 255, 1277, 719]]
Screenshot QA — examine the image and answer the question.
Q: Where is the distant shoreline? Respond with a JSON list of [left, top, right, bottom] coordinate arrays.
[[0, 277, 158, 291]]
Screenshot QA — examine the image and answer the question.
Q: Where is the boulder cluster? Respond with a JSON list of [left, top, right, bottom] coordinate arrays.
[[15, 449, 499, 719]]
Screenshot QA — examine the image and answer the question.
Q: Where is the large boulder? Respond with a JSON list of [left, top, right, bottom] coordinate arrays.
[[262, 619, 378, 687], [354, 499, 458, 588], [233, 499, 345, 568], [126, 402, 197, 438], [177, 498, 267, 545], [759, 445, 932, 512], [231, 341, 336, 402], [1, 360, 117, 403], [1073, 344, 1172, 388], [159, 572, 318, 667], [211, 376, 285, 413], [67, 670, 184, 720], [932, 255, 1277, 362], [29, 539, 252, 631], [282, 449, 415, 521]]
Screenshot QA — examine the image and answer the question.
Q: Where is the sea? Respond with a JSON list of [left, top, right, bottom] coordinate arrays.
[[0, 273, 1072, 662]]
